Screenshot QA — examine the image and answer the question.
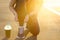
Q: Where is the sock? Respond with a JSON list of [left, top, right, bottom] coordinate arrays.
[[19, 27, 24, 34]]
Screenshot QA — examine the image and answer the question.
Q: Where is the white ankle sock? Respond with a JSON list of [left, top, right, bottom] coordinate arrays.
[[19, 27, 24, 34]]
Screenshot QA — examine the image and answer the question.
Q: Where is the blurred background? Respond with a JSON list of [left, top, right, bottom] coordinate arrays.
[[0, 0, 60, 40]]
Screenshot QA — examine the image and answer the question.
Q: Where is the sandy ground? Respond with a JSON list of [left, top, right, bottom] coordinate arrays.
[[0, 0, 60, 40]]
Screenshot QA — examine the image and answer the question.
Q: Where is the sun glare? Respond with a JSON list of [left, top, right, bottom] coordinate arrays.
[[43, 0, 60, 15]]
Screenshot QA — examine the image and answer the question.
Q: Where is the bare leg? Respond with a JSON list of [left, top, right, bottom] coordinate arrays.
[[27, 15, 40, 36]]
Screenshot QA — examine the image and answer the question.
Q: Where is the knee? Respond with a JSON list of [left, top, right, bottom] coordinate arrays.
[[32, 30, 40, 36], [31, 28, 40, 36]]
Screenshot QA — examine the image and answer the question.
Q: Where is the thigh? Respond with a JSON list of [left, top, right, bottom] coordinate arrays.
[[27, 16, 40, 36]]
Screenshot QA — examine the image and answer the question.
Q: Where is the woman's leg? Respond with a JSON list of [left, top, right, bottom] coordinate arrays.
[[27, 16, 40, 36]]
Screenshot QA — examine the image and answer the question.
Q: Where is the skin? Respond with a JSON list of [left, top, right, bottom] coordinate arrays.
[[9, 0, 42, 36]]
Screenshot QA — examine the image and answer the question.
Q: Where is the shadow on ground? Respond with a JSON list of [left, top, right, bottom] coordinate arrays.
[[14, 36, 37, 40], [26, 36, 37, 40]]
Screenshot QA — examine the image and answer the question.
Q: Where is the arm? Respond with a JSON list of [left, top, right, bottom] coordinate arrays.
[[9, 0, 18, 21], [9, 0, 17, 16]]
